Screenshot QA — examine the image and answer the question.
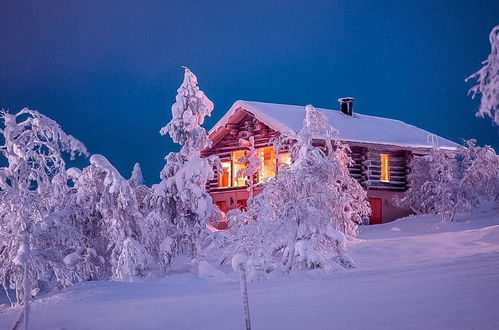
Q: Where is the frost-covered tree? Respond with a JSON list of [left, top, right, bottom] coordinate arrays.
[[139, 182, 177, 274], [455, 139, 499, 208], [223, 105, 370, 279], [129, 162, 145, 188], [399, 139, 499, 221], [398, 141, 458, 221], [155, 67, 220, 269], [74, 154, 150, 279], [236, 136, 262, 199], [0, 109, 88, 309], [467, 24, 499, 125]]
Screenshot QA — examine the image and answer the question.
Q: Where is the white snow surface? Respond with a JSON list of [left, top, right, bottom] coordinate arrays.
[[1, 210, 498, 329], [210, 100, 460, 150]]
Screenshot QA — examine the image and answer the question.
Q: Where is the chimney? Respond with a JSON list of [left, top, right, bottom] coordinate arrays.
[[338, 97, 354, 116]]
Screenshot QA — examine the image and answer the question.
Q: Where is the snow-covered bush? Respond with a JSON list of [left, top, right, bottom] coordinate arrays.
[[74, 154, 149, 279], [399, 139, 499, 221], [153, 67, 220, 269], [114, 238, 152, 279], [223, 105, 370, 279], [467, 24, 499, 125], [0, 109, 88, 305]]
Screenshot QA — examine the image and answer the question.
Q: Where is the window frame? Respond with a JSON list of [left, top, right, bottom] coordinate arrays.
[[380, 153, 390, 182]]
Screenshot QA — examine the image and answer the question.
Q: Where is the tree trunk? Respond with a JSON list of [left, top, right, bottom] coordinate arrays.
[[23, 260, 30, 330], [238, 264, 251, 330]]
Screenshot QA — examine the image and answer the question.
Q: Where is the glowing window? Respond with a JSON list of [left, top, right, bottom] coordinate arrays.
[[380, 154, 390, 182], [218, 161, 231, 188], [231, 147, 291, 187], [232, 150, 247, 187], [258, 146, 276, 183], [279, 152, 292, 168]]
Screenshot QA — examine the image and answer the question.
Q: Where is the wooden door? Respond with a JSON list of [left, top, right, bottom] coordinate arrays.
[[369, 198, 382, 225]]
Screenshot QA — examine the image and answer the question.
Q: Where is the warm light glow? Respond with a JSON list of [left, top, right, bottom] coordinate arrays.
[[218, 161, 231, 188], [228, 147, 293, 187], [258, 146, 276, 183], [232, 150, 247, 187], [279, 152, 292, 168], [380, 154, 390, 182]]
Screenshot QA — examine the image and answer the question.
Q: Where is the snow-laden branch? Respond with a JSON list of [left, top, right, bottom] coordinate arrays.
[[467, 25, 499, 125]]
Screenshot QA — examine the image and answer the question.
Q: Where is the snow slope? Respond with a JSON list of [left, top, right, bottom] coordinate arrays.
[[1, 210, 498, 330]]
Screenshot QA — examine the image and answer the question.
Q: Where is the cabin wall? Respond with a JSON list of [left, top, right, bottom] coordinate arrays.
[[203, 110, 415, 224], [367, 190, 412, 223], [203, 112, 281, 193]]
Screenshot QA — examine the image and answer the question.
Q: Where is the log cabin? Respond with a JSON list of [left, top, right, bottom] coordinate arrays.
[[202, 99, 459, 227]]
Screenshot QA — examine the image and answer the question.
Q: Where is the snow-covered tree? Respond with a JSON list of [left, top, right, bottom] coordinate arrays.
[[139, 182, 177, 274], [467, 24, 499, 125], [160, 66, 213, 156], [236, 136, 262, 199], [0, 109, 88, 308], [223, 105, 370, 279], [74, 154, 149, 279], [399, 139, 499, 221], [455, 139, 499, 208], [154, 67, 220, 270], [129, 162, 145, 188], [398, 141, 458, 221]]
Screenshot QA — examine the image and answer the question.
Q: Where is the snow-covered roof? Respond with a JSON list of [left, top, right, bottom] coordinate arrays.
[[209, 100, 460, 150]]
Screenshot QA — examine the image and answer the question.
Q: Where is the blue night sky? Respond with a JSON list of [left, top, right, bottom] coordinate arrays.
[[1, 1, 498, 184]]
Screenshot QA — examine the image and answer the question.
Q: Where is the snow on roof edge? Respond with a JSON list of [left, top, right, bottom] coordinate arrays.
[[208, 100, 460, 150]]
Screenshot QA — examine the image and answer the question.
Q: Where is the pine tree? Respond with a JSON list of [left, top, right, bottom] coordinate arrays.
[[129, 163, 145, 187], [74, 154, 149, 279], [155, 67, 220, 270], [224, 105, 370, 278]]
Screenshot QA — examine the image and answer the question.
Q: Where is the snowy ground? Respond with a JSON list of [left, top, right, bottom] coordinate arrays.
[[1, 209, 499, 330]]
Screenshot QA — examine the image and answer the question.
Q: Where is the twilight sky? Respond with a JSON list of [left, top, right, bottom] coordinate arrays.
[[1, 0, 498, 184]]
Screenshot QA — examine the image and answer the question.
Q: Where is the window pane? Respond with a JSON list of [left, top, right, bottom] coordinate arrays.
[[232, 150, 247, 187], [380, 154, 390, 182], [279, 152, 292, 168], [258, 146, 276, 183], [218, 161, 231, 188]]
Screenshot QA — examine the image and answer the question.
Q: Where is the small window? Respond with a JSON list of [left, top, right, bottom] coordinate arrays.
[[258, 146, 276, 183], [232, 150, 247, 187], [380, 154, 390, 182], [279, 152, 292, 168], [218, 161, 231, 188]]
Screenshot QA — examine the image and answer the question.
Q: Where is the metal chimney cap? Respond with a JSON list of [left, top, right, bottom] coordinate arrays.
[[338, 97, 354, 103]]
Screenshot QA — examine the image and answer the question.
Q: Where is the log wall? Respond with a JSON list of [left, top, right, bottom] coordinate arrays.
[[203, 112, 411, 194]]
